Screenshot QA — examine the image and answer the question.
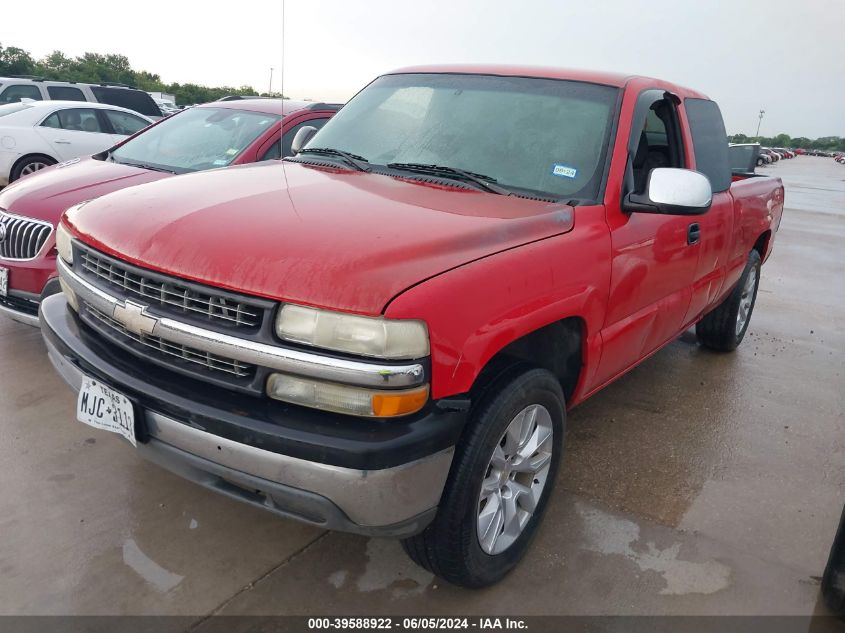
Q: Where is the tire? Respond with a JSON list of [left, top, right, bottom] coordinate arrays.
[[10, 154, 56, 182], [402, 366, 565, 588], [756, 157, 765, 167], [696, 250, 762, 351]]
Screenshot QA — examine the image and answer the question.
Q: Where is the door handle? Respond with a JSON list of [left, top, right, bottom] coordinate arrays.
[[687, 223, 701, 245], [54, 140, 71, 144]]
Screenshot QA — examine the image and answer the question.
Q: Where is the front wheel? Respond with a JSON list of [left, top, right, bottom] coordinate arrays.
[[402, 367, 565, 588], [696, 250, 762, 351]]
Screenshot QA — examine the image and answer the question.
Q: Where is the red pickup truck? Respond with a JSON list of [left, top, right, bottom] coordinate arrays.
[[41, 66, 784, 588]]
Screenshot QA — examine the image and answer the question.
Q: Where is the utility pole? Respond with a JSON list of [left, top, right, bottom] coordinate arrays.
[[755, 109, 765, 138], [269, 68, 274, 95]]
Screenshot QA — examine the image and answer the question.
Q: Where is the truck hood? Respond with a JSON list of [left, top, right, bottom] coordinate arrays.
[[0, 157, 167, 225], [66, 161, 576, 315]]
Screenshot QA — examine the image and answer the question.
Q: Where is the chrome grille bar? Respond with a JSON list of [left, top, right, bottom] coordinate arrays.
[[0, 212, 52, 261], [86, 303, 254, 377], [59, 258, 426, 389], [78, 249, 262, 329]]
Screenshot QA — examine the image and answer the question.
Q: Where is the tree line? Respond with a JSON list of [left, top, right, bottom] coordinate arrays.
[[0, 43, 283, 105], [729, 132, 845, 152]]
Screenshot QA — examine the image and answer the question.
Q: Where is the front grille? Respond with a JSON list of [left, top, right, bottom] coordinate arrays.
[[78, 248, 263, 330], [0, 212, 52, 260], [85, 303, 254, 378]]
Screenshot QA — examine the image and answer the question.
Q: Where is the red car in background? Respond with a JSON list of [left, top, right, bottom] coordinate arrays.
[[0, 99, 339, 325]]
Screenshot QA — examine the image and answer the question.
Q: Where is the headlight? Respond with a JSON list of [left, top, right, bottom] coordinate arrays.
[[275, 304, 429, 360], [55, 222, 73, 264], [267, 373, 429, 417]]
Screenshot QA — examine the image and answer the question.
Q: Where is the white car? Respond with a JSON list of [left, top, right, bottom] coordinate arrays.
[[0, 100, 152, 186]]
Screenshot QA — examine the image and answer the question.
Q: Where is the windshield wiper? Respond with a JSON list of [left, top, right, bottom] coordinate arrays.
[[386, 163, 512, 196], [296, 147, 370, 172], [110, 157, 176, 174]]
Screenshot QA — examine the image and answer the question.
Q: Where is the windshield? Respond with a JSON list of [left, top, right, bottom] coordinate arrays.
[[307, 73, 618, 200], [110, 107, 280, 173]]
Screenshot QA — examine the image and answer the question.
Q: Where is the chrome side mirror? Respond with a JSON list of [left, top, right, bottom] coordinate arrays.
[[624, 168, 712, 215], [290, 126, 319, 155]]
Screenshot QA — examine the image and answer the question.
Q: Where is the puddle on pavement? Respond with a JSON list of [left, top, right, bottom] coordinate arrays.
[[122, 538, 184, 593], [578, 502, 731, 595]]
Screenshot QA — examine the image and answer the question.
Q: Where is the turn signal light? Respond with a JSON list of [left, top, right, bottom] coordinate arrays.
[[266, 372, 429, 418]]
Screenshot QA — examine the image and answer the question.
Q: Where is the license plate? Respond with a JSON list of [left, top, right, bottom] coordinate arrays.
[[0, 267, 7, 297], [76, 377, 136, 447]]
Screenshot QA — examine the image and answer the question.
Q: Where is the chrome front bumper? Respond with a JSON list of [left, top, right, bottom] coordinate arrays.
[[44, 329, 453, 536], [57, 258, 425, 389]]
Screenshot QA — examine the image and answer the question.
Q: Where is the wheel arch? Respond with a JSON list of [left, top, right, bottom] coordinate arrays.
[[469, 316, 586, 406], [9, 152, 58, 181], [753, 229, 772, 261]]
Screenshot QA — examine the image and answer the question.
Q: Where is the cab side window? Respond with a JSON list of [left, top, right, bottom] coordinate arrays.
[[630, 95, 685, 193], [0, 84, 43, 103], [280, 118, 329, 158]]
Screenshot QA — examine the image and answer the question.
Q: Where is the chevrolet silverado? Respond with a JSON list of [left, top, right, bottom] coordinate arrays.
[[40, 66, 784, 587]]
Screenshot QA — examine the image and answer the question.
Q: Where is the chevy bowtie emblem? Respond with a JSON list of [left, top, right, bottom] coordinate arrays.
[[113, 299, 158, 336]]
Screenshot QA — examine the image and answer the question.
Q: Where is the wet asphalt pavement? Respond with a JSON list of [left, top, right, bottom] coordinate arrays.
[[0, 156, 843, 618]]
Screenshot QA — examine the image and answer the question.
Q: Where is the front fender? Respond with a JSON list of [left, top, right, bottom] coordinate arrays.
[[384, 206, 611, 402]]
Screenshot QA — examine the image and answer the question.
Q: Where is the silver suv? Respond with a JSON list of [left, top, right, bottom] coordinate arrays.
[[0, 76, 162, 119]]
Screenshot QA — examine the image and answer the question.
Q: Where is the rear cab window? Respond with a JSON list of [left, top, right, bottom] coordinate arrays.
[[684, 98, 731, 193], [0, 84, 43, 103]]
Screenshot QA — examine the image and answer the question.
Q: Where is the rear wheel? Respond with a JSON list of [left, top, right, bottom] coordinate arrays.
[[10, 154, 56, 182], [696, 250, 762, 351], [402, 367, 564, 588]]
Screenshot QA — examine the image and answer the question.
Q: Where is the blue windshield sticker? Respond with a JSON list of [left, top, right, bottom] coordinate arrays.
[[551, 164, 578, 179]]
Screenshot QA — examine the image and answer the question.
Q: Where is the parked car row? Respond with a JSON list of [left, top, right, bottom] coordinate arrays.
[[0, 76, 162, 119], [0, 100, 153, 186], [1, 65, 785, 588], [0, 98, 339, 322], [758, 147, 797, 164]]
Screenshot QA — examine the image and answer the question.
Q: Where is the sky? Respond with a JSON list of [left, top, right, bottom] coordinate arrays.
[[2, 0, 843, 138]]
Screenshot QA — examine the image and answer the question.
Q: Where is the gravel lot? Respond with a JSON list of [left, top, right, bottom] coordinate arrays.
[[0, 156, 843, 619]]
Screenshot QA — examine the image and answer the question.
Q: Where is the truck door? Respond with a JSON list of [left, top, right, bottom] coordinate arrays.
[[681, 98, 735, 323], [594, 90, 699, 386]]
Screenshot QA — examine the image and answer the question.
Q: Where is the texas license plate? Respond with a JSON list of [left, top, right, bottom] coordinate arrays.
[[0, 267, 7, 297], [76, 377, 136, 447]]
